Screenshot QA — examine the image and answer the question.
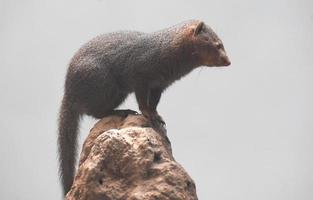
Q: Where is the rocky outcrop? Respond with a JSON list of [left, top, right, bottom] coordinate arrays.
[[66, 114, 198, 200]]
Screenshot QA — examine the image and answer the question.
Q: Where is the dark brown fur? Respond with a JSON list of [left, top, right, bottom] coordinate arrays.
[[58, 19, 230, 196]]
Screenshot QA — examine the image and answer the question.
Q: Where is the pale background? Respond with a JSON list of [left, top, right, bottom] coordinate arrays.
[[1, 0, 313, 199]]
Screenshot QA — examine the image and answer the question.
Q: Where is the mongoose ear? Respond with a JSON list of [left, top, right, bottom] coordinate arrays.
[[194, 21, 204, 36]]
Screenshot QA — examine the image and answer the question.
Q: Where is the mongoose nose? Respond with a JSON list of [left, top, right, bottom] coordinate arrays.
[[222, 56, 231, 66], [224, 59, 231, 66]]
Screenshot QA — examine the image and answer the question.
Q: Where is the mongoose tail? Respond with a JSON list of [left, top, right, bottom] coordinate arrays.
[[58, 95, 80, 195]]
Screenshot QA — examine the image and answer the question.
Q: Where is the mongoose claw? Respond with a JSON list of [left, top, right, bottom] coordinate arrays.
[[151, 114, 166, 127], [150, 115, 167, 135], [157, 117, 166, 127], [124, 109, 139, 115]]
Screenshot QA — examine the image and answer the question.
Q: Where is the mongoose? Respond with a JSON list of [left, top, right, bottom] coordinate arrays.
[[58, 19, 230, 195]]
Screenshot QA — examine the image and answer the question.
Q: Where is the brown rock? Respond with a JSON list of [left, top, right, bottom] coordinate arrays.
[[66, 114, 198, 200]]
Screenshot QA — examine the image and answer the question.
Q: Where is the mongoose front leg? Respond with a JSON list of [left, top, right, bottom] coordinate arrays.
[[148, 88, 165, 125], [135, 86, 165, 125]]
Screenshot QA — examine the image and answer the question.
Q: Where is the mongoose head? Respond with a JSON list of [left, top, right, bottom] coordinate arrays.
[[188, 21, 231, 67]]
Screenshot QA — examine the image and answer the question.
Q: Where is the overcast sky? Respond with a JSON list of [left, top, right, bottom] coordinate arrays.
[[0, 0, 313, 199]]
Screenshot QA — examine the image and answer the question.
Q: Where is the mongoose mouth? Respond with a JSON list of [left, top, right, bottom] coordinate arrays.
[[204, 56, 231, 67]]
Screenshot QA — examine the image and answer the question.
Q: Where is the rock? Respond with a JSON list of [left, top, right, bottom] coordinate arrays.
[[66, 114, 198, 200]]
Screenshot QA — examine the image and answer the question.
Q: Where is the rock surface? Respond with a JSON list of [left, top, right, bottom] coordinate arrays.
[[66, 114, 198, 200]]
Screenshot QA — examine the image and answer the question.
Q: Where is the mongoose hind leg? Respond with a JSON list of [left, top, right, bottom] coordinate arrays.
[[85, 92, 129, 119]]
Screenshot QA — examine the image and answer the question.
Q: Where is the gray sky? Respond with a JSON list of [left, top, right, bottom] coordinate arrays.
[[0, 0, 313, 199]]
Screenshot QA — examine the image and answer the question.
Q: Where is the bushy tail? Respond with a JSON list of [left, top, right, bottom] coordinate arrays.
[[58, 95, 80, 196]]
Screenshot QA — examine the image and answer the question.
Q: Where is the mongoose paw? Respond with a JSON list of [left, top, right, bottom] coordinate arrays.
[[123, 109, 139, 116], [150, 114, 166, 127], [141, 111, 166, 127], [156, 116, 166, 127], [111, 109, 139, 117], [150, 115, 167, 135]]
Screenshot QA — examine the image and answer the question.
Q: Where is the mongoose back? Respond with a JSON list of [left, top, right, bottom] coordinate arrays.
[[58, 19, 230, 195]]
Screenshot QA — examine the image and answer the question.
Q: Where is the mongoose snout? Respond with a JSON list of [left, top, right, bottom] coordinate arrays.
[[218, 53, 231, 66]]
